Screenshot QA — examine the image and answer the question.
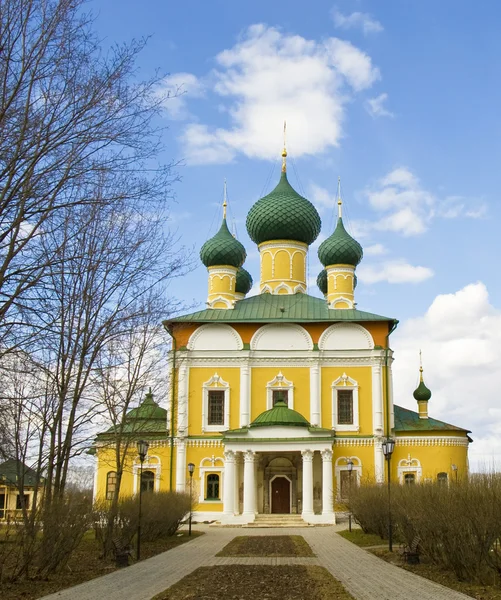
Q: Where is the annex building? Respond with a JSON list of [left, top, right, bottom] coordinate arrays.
[[92, 148, 471, 524]]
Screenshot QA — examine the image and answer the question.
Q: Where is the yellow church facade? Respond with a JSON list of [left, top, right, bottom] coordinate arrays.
[[92, 152, 470, 524]]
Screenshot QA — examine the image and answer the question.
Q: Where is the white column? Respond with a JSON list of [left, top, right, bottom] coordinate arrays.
[[242, 450, 256, 519], [310, 364, 321, 426], [175, 440, 186, 492], [178, 363, 189, 436], [372, 361, 384, 436], [301, 450, 314, 518], [388, 353, 395, 430], [223, 450, 236, 517], [374, 437, 384, 483], [240, 364, 250, 427], [321, 449, 334, 517]]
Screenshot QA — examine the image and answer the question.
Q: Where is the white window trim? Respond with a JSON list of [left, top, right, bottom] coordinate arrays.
[[198, 457, 224, 503], [334, 456, 362, 501], [397, 457, 422, 484], [332, 373, 359, 432], [202, 373, 230, 433], [132, 454, 161, 495], [266, 371, 294, 410]]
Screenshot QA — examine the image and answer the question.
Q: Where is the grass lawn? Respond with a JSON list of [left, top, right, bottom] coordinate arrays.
[[337, 529, 387, 547], [0, 529, 203, 600], [153, 565, 354, 600], [217, 535, 315, 557]]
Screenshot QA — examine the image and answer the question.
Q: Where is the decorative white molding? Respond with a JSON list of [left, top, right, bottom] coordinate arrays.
[[310, 364, 321, 426], [259, 240, 308, 252], [273, 282, 294, 294], [250, 323, 313, 351], [188, 323, 243, 351], [318, 323, 375, 351], [132, 454, 161, 495], [207, 295, 234, 309], [395, 436, 469, 447], [332, 373, 360, 432], [335, 438, 374, 447], [198, 455, 225, 503], [240, 363, 251, 428], [266, 371, 294, 409], [397, 455, 422, 483], [335, 455, 362, 499], [329, 296, 354, 309], [202, 373, 230, 433], [186, 439, 223, 448]]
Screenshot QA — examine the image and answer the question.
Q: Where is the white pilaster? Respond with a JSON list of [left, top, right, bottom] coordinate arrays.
[[240, 364, 250, 428], [372, 361, 383, 436], [388, 354, 395, 430], [301, 450, 314, 518], [321, 449, 334, 518], [310, 364, 321, 426], [242, 450, 256, 519], [178, 363, 189, 436], [374, 436, 384, 483], [175, 440, 186, 493], [223, 450, 236, 517]]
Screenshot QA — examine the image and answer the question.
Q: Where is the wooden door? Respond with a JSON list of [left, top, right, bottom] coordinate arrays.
[[271, 477, 290, 514]]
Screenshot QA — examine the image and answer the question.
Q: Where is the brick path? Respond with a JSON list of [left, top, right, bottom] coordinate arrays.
[[41, 526, 471, 600]]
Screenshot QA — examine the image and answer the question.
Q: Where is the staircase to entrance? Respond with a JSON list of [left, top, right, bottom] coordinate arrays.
[[243, 513, 310, 528]]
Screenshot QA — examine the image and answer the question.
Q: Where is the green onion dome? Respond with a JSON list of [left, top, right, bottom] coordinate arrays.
[[235, 267, 253, 295], [200, 218, 246, 268], [317, 269, 327, 295], [318, 217, 363, 267], [246, 172, 321, 245], [354, 274, 358, 289], [250, 400, 310, 428], [413, 372, 432, 401]]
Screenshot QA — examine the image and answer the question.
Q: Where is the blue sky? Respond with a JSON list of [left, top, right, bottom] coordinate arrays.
[[91, 1, 501, 467]]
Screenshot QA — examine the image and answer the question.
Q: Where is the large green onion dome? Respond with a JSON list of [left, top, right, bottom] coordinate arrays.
[[235, 267, 253, 295], [413, 371, 432, 401], [246, 172, 321, 246], [200, 218, 246, 268], [317, 269, 327, 295], [250, 400, 310, 428], [318, 217, 363, 267]]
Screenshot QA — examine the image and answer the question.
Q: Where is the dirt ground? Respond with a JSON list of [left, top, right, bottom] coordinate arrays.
[[217, 534, 315, 557]]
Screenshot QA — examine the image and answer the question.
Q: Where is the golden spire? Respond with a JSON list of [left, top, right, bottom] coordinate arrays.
[[281, 120, 287, 173], [223, 178, 227, 219], [419, 349, 424, 381], [337, 176, 342, 219]]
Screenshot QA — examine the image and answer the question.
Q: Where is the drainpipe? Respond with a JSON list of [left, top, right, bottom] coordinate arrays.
[[164, 323, 177, 492], [384, 321, 399, 439]]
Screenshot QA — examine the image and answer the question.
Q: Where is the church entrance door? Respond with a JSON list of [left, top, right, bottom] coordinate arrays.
[[271, 477, 290, 513]]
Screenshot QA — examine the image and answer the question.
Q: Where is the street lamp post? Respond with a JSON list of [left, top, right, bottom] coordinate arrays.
[[187, 463, 195, 536], [346, 459, 354, 532], [136, 439, 149, 561], [382, 437, 395, 552], [451, 464, 458, 484]]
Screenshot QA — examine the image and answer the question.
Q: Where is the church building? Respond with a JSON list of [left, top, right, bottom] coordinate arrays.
[[92, 147, 471, 524]]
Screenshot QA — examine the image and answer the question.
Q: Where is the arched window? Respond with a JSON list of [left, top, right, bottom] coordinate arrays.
[[206, 474, 220, 500], [404, 473, 415, 485], [140, 470, 155, 493], [106, 471, 117, 500], [437, 472, 448, 485]]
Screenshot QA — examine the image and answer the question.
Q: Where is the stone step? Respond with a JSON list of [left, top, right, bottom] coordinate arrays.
[[243, 514, 311, 528]]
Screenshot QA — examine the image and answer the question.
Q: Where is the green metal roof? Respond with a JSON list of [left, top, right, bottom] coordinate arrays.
[[0, 459, 42, 486], [166, 292, 397, 326], [246, 172, 321, 246], [318, 217, 363, 268], [200, 218, 246, 268], [394, 405, 469, 433], [250, 400, 310, 428]]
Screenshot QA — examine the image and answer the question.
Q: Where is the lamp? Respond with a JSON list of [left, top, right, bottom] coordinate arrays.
[[381, 437, 395, 552], [187, 463, 195, 536], [136, 439, 149, 561], [346, 459, 354, 532]]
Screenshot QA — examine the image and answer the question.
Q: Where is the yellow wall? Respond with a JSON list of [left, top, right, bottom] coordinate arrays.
[[250, 367, 310, 421]]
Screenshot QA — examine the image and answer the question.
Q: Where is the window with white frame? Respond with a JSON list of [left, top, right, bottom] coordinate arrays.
[[266, 372, 294, 410], [202, 373, 230, 432], [332, 373, 359, 431]]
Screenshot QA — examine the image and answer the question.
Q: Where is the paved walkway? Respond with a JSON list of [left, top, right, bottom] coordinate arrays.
[[42, 525, 471, 600]]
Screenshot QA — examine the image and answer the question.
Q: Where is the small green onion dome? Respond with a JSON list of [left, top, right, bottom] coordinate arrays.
[[200, 218, 246, 268], [250, 400, 310, 428], [318, 218, 363, 267], [317, 269, 327, 295], [246, 172, 321, 245], [413, 372, 432, 401], [235, 267, 253, 295]]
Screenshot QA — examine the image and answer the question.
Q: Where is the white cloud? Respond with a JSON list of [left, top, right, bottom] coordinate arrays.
[[178, 24, 380, 164], [332, 10, 384, 35], [357, 259, 434, 284], [392, 283, 501, 468], [366, 93, 394, 118], [364, 243, 387, 256], [157, 72, 204, 119], [309, 183, 337, 212]]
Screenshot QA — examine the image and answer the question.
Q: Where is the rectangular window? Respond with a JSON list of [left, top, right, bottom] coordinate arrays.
[[337, 390, 353, 425], [272, 389, 288, 406], [16, 494, 29, 510], [106, 471, 117, 500], [208, 390, 224, 425]]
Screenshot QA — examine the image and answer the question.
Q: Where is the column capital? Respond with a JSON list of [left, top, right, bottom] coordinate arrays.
[[301, 449, 314, 462], [243, 450, 255, 463], [321, 448, 333, 462], [224, 449, 236, 462]]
